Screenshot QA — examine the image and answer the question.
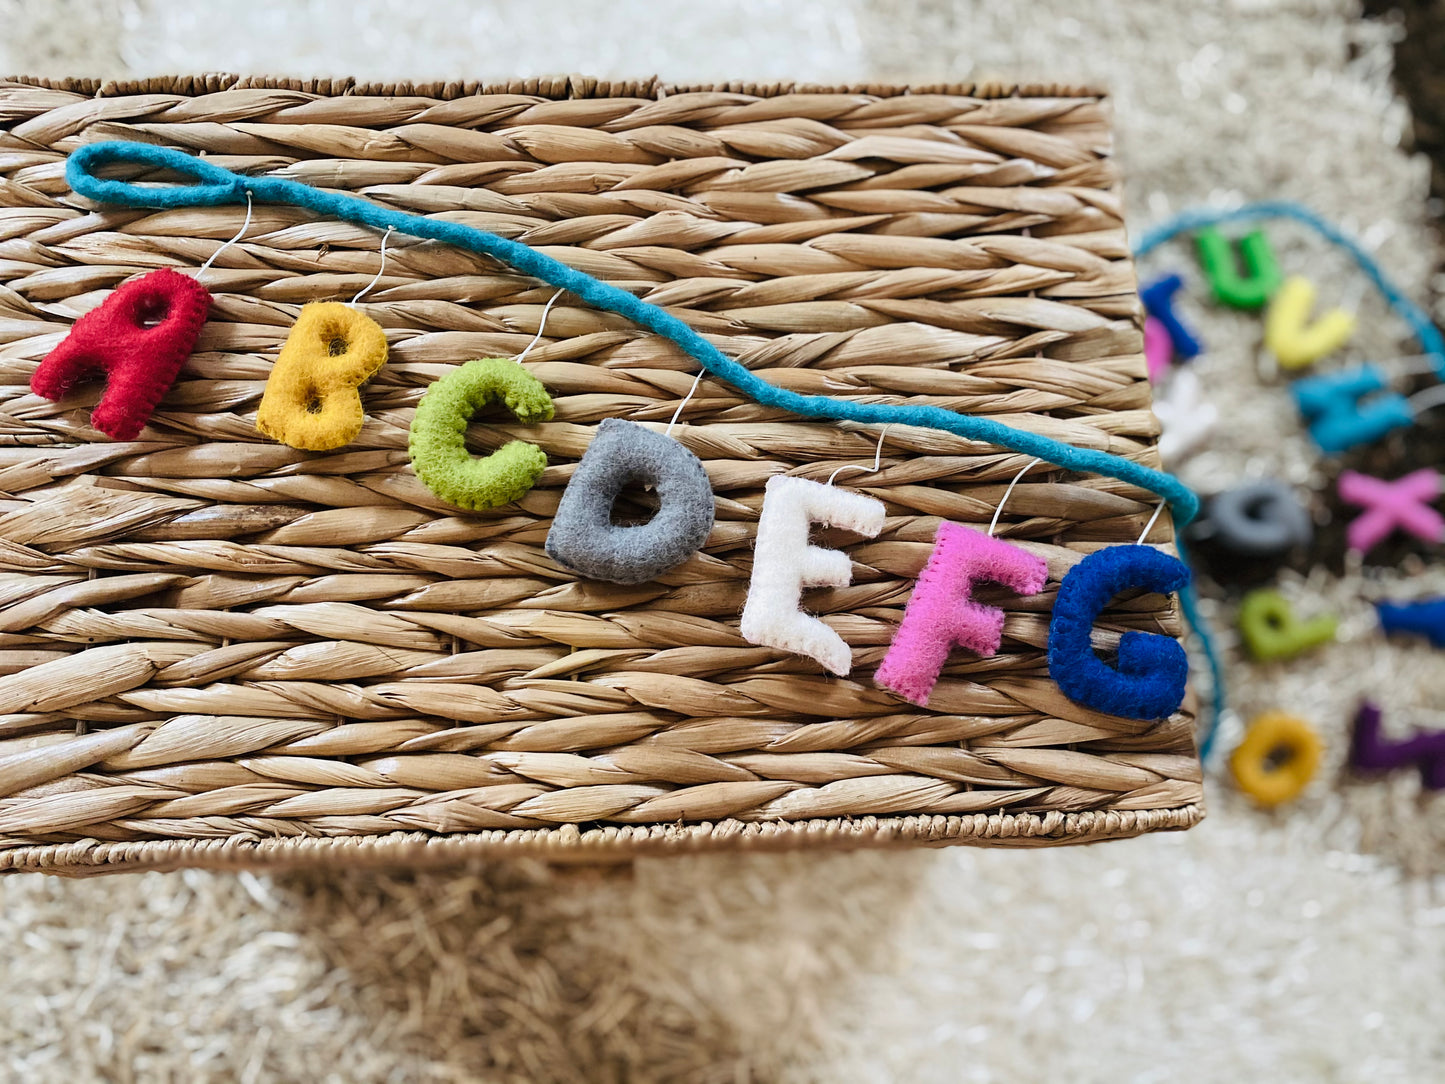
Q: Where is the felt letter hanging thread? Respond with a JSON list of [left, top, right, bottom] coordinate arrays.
[[1047, 545, 1191, 721], [31, 267, 212, 440], [545, 418, 715, 585], [739, 475, 885, 676], [874, 522, 1048, 706], [257, 302, 388, 451], [1263, 276, 1355, 370], [410, 357, 555, 512]]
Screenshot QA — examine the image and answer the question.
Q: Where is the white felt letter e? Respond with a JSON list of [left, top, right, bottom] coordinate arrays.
[[740, 475, 885, 676]]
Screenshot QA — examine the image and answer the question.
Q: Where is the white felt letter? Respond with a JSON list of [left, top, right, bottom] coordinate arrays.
[[1153, 368, 1218, 465], [740, 475, 886, 675]]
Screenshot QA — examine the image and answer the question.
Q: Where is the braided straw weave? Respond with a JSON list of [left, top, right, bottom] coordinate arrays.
[[0, 75, 1202, 874]]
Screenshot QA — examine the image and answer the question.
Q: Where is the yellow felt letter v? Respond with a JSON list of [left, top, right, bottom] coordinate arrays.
[[1264, 276, 1355, 371]]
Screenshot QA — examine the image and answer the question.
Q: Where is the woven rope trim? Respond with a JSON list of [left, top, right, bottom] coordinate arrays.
[[0, 805, 1204, 875], [1, 73, 1108, 101]]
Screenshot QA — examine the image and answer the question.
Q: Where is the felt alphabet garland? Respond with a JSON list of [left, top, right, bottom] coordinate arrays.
[[1231, 711, 1323, 806], [1136, 200, 1445, 467], [1194, 478, 1313, 559], [1263, 275, 1355, 371], [65, 143, 1203, 525], [1350, 702, 1445, 790], [1195, 227, 1282, 310], [1290, 366, 1414, 454], [1137, 200, 1445, 768], [1236, 589, 1337, 662], [1152, 369, 1218, 463], [1337, 468, 1444, 554], [1140, 273, 1201, 361], [32, 194, 259, 440], [1144, 318, 1173, 384], [1376, 597, 1445, 647], [1047, 545, 1192, 721], [65, 141, 1219, 737]]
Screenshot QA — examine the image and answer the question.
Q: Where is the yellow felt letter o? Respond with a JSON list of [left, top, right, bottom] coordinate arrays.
[[257, 302, 388, 451]]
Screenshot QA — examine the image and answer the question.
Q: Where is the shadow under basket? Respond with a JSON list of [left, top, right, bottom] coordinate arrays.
[[0, 74, 1202, 875]]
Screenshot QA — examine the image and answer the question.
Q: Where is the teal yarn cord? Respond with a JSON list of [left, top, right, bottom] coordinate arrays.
[[1175, 536, 1226, 759], [66, 140, 1226, 753]]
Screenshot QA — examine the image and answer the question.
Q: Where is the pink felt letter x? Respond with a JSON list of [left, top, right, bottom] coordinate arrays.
[[875, 521, 1048, 706], [1337, 468, 1443, 554]]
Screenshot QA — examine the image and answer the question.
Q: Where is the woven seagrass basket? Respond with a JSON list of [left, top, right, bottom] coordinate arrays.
[[0, 75, 1202, 875]]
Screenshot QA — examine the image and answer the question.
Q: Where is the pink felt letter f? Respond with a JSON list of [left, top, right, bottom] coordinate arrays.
[[875, 522, 1048, 706]]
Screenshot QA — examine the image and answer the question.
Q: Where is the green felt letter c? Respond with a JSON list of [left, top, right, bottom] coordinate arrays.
[[409, 357, 554, 511]]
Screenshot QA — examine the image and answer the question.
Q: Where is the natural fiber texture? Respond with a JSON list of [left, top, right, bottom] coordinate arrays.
[[0, 77, 1200, 873]]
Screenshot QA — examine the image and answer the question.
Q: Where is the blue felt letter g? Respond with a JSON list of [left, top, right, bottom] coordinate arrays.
[[1047, 545, 1191, 721]]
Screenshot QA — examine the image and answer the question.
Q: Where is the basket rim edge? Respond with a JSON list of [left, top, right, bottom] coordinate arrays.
[[0, 804, 1204, 875], [0, 73, 1109, 102]]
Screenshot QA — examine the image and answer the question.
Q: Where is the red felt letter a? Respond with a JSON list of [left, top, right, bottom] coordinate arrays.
[[32, 267, 211, 440]]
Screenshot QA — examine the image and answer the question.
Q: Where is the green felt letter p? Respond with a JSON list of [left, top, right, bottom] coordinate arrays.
[[409, 357, 554, 511]]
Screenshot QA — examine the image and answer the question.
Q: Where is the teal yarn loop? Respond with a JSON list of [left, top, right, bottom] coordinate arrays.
[[67, 140, 1225, 752]]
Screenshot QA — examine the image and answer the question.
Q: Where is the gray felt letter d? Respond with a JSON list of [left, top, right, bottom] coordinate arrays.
[[545, 418, 715, 584]]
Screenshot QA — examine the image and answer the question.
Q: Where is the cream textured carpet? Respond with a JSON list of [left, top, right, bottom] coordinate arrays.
[[1, 1, 1443, 1081]]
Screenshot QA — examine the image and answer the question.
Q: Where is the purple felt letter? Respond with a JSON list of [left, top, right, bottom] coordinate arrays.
[[875, 521, 1048, 706]]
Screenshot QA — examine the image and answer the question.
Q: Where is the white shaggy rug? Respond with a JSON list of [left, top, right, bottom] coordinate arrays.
[[1, 1, 1443, 1080]]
